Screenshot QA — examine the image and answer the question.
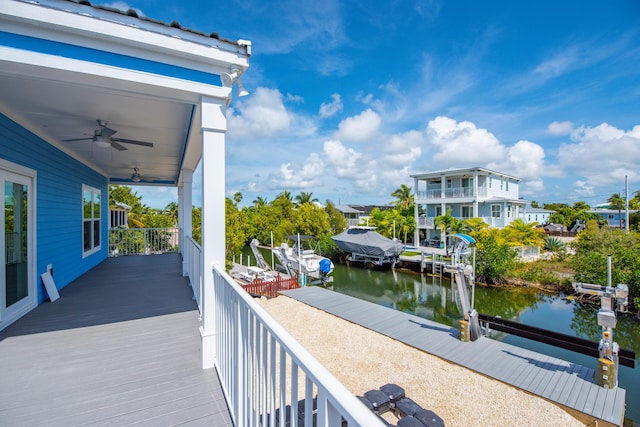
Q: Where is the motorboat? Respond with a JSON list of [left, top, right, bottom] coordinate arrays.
[[332, 226, 403, 268]]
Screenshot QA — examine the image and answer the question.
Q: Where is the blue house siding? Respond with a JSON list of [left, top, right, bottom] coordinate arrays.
[[0, 114, 107, 304]]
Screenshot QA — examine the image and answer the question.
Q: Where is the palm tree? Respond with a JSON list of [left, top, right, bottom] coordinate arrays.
[[164, 201, 178, 226], [294, 191, 318, 206], [391, 184, 414, 211], [433, 209, 461, 251], [607, 193, 625, 229], [252, 196, 268, 208], [233, 191, 243, 204]]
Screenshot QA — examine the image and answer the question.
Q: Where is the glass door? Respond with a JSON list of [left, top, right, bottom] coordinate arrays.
[[1, 168, 33, 326]]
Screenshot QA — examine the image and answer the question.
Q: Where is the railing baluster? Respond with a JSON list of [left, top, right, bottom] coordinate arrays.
[[209, 266, 385, 427]]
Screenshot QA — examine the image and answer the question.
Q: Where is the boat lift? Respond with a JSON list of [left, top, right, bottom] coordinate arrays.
[[443, 234, 481, 342], [573, 255, 629, 388]]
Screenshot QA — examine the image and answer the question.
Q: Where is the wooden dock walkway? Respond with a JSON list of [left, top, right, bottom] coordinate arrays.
[[281, 286, 627, 426]]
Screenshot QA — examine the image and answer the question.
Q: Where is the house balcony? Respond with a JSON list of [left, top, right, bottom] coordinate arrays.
[[1, 239, 382, 425], [416, 186, 487, 201], [417, 216, 509, 229]]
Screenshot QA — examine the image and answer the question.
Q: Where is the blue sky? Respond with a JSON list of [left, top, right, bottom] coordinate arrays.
[[118, 0, 640, 209]]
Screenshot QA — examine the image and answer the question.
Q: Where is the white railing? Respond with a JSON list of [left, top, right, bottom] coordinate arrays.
[[212, 265, 385, 427], [416, 186, 488, 200], [184, 236, 203, 310], [108, 227, 179, 256]]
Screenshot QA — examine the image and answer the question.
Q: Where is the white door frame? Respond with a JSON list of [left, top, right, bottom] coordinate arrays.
[[0, 159, 37, 331]]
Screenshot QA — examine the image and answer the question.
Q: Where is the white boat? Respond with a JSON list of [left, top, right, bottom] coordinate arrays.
[[250, 236, 334, 285]]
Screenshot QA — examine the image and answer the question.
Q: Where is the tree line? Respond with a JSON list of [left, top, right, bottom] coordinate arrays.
[[109, 184, 640, 310]]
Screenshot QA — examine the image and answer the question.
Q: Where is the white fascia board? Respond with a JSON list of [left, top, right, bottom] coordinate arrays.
[[1, 0, 250, 75]]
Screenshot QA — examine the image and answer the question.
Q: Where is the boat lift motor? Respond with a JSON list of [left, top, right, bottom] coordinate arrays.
[[573, 255, 629, 388], [443, 234, 481, 342]]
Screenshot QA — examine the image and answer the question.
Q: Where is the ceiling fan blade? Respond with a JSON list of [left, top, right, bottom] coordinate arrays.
[[112, 138, 154, 148], [62, 137, 93, 142], [101, 127, 117, 138], [110, 141, 128, 151]]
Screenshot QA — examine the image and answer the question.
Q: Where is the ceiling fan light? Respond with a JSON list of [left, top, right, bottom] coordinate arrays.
[[94, 135, 111, 148], [131, 175, 141, 182]]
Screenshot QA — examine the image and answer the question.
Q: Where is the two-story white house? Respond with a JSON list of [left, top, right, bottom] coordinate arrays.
[[412, 167, 527, 244]]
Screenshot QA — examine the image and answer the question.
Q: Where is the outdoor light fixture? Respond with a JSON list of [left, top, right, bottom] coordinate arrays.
[[220, 67, 241, 87], [237, 79, 249, 97], [94, 134, 111, 148]]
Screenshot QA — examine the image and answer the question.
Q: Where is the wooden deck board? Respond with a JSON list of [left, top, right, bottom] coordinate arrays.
[[282, 286, 627, 426], [0, 254, 233, 427]]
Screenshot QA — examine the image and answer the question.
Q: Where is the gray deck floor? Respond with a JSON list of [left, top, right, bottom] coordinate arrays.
[[282, 286, 627, 426], [0, 254, 233, 427]]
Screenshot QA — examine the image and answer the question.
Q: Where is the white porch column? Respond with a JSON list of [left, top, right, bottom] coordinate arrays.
[[181, 169, 193, 276], [199, 96, 228, 369], [472, 171, 478, 217], [178, 185, 184, 256], [413, 177, 419, 245], [440, 174, 446, 215]]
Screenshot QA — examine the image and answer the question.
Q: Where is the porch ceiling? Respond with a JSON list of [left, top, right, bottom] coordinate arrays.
[[0, 70, 195, 187]]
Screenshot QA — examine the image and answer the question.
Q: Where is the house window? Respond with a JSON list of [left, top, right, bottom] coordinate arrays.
[[491, 204, 501, 218], [461, 206, 473, 218], [83, 185, 101, 256], [435, 206, 443, 216], [506, 180, 509, 191], [507, 205, 513, 218], [489, 177, 492, 189], [500, 179, 504, 190]]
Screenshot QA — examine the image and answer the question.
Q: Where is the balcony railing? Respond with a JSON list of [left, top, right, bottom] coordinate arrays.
[[416, 186, 487, 200], [108, 227, 179, 256], [184, 235, 203, 311], [212, 265, 384, 426]]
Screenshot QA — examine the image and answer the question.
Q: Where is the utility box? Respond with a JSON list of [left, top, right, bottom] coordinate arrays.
[[597, 309, 616, 328], [597, 358, 616, 389], [459, 319, 470, 342]]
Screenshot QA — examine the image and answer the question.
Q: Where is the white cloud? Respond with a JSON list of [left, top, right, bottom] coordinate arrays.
[[383, 130, 423, 168], [497, 140, 547, 193], [547, 121, 573, 136], [323, 140, 377, 188], [227, 87, 291, 139], [334, 109, 381, 142], [558, 123, 640, 187], [268, 153, 324, 188], [426, 116, 506, 165], [318, 93, 343, 118]]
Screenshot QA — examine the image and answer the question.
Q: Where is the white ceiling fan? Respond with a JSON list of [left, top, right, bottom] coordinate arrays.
[[63, 119, 154, 151], [130, 168, 161, 183]]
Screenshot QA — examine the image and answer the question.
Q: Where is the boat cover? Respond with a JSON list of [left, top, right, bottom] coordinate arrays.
[[332, 228, 403, 257]]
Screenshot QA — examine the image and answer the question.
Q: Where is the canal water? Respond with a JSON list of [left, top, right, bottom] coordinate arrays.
[[327, 264, 640, 424]]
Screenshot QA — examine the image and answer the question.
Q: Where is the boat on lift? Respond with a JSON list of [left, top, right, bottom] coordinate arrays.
[[250, 236, 334, 285], [331, 226, 403, 269]]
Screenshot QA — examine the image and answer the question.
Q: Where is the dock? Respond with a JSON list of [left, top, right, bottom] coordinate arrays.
[[281, 286, 627, 426]]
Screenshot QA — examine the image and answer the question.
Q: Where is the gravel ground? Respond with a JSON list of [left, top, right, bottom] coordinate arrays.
[[258, 295, 586, 427]]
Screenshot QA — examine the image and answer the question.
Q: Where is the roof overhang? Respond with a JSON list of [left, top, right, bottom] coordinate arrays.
[[0, 0, 250, 188]]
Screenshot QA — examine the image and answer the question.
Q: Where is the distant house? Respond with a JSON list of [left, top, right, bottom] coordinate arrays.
[[109, 202, 131, 228], [523, 206, 555, 225], [412, 167, 527, 243], [588, 208, 637, 228], [335, 204, 394, 228]]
